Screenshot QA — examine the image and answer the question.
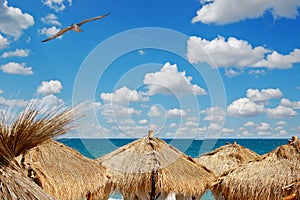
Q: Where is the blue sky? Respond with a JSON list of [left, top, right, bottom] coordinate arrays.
[[1, 0, 300, 138]]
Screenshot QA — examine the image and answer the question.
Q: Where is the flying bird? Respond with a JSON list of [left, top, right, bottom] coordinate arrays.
[[41, 13, 110, 42]]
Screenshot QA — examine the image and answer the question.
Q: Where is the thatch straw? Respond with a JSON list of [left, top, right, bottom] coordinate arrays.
[[212, 138, 300, 200], [196, 142, 261, 177], [19, 139, 111, 200], [97, 132, 215, 199], [0, 103, 77, 199]]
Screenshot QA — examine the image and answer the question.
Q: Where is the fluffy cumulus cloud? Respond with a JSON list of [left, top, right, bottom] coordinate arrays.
[[100, 104, 141, 124], [266, 105, 297, 118], [0, 62, 33, 75], [0, 0, 34, 39], [37, 80, 63, 95], [41, 13, 61, 25], [246, 88, 283, 103], [256, 122, 271, 131], [187, 36, 300, 70], [1, 49, 30, 58], [192, 0, 300, 24], [254, 49, 300, 69], [0, 96, 28, 107], [144, 62, 207, 96], [0, 89, 3, 94], [244, 121, 255, 127], [0, 33, 9, 49], [100, 86, 149, 104], [280, 98, 300, 109], [166, 108, 187, 117], [38, 26, 61, 38], [42, 0, 72, 12], [201, 106, 225, 121], [227, 97, 264, 117], [148, 105, 162, 117]]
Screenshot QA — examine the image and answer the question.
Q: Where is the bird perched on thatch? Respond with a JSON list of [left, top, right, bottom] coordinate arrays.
[[41, 13, 110, 42]]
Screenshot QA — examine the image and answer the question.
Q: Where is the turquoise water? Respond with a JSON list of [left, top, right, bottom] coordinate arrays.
[[58, 138, 288, 200], [58, 138, 288, 159]]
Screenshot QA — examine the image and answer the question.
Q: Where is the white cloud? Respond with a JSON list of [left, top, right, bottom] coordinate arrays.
[[101, 104, 141, 120], [37, 80, 63, 95], [266, 105, 297, 118], [0, 33, 9, 49], [246, 88, 283, 103], [31, 94, 64, 108], [0, 62, 33, 75], [276, 121, 287, 126], [279, 129, 288, 135], [166, 108, 187, 117], [42, 0, 72, 12], [41, 13, 61, 25], [144, 62, 207, 96], [225, 68, 241, 77], [187, 36, 300, 70], [138, 119, 148, 125], [187, 36, 268, 67], [0, 96, 28, 107], [185, 121, 198, 127], [169, 123, 177, 128], [257, 131, 272, 136], [0, 89, 3, 94], [38, 26, 61, 38], [244, 121, 255, 127], [208, 123, 222, 131], [100, 86, 149, 104], [227, 98, 264, 117], [1, 49, 30, 58], [148, 105, 161, 117], [0, 0, 34, 39], [254, 49, 300, 69], [280, 98, 300, 109], [192, 0, 300, 25], [201, 106, 225, 121], [222, 128, 234, 133], [256, 122, 271, 131], [248, 69, 266, 76], [275, 126, 284, 131]]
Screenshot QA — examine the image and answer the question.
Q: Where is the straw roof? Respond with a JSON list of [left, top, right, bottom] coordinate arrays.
[[97, 131, 215, 199], [212, 138, 300, 200], [19, 139, 111, 200], [196, 142, 261, 177], [0, 104, 77, 199]]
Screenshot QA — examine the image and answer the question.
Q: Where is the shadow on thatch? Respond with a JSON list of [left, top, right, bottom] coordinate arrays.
[[19, 139, 111, 200], [212, 137, 300, 200], [97, 131, 216, 200], [196, 142, 261, 177], [0, 104, 77, 199]]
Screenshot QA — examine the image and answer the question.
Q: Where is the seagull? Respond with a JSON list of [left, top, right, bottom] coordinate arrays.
[[41, 13, 110, 42]]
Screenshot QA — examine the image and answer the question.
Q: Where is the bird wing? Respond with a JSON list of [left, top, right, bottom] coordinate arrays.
[[41, 26, 73, 42], [76, 13, 110, 27]]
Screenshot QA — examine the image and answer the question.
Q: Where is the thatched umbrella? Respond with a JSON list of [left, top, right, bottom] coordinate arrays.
[[97, 130, 215, 200], [196, 142, 261, 177], [0, 104, 77, 199], [212, 137, 300, 200], [19, 139, 111, 200]]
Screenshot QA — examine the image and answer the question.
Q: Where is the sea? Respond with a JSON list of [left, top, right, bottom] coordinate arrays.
[[58, 138, 288, 200]]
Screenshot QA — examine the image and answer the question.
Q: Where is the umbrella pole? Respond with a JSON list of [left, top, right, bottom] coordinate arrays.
[[150, 170, 156, 200]]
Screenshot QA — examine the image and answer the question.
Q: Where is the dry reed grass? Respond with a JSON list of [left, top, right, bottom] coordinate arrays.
[[212, 138, 300, 200], [0, 103, 77, 199], [196, 142, 261, 177], [97, 133, 215, 199], [20, 139, 111, 200]]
